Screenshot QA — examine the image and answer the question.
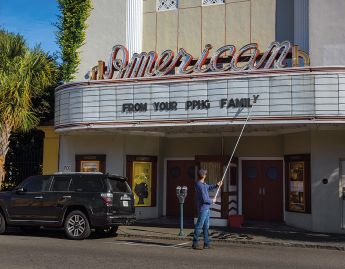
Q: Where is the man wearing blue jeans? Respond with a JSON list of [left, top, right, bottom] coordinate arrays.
[[192, 169, 222, 250]]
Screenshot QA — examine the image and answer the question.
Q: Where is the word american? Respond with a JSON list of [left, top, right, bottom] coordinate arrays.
[[90, 41, 309, 80]]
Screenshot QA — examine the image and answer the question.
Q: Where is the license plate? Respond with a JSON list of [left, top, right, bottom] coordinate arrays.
[[122, 201, 129, 207]]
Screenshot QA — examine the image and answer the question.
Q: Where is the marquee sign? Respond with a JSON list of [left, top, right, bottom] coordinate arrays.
[[89, 41, 310, 80]]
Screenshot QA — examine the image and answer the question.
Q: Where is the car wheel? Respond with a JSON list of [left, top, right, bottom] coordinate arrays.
[[64, 210, 91, 240], [95, 225, 118, 237], [0, 212, 6, 234]]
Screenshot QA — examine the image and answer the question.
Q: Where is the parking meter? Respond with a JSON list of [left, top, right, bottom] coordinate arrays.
[[176, 186, 188, 236]]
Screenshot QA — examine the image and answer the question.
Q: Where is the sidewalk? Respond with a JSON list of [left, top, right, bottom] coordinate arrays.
[[116, 218, 345, 251]]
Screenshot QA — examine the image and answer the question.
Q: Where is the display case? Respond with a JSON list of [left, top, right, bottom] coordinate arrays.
[[285, 155, 311, 213]]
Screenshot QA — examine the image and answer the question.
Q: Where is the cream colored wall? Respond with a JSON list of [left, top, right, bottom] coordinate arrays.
[[283, 132, 311, 155], [309, 0, 345, 66], [143, 0, 276, 54], [310, 130, 345, 233], [59, 133, 161, 219], [162, 135, 283, 158], [75, 0, 127, 81]]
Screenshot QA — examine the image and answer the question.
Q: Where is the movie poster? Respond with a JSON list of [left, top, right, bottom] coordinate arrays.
[[132, 161, 152, 207], [80, 160, 100, 172]]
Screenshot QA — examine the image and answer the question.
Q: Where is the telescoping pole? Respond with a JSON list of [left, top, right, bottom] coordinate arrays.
[[214, 97, 259, 199]]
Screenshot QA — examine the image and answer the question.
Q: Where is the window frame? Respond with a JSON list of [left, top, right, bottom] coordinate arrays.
[[126, 155, 157, 207]]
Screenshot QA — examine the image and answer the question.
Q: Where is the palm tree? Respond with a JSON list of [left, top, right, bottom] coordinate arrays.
[[0, 30, 58, 189]]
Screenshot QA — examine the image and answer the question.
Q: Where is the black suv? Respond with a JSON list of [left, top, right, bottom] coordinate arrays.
[[0, 173, 135, 240]]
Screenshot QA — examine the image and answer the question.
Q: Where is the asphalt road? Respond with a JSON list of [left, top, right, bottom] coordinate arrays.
[[0, 230, 344, 269]]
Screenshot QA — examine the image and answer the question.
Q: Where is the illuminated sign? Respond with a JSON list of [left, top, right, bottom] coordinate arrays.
[[90, 41, 310, 80]]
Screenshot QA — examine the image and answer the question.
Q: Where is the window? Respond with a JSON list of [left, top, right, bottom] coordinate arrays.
[[202, 0, 225, 6], [22, 176, 51, 192], [75, 154, 106, 173], [108, 178, 131, 193], [157, 0, 178, 11], [70, 176, 106, 192], [285, 155, 311, 213], [51, 177, 72, 192]]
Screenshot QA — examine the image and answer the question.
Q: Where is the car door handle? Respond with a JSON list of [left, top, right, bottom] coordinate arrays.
[[62, 195, 71, 199], [34, 196, 43, 199]]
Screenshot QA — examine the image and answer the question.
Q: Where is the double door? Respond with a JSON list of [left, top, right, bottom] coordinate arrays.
[[242, 160, 283, 222], [166, 160, 195, 218]]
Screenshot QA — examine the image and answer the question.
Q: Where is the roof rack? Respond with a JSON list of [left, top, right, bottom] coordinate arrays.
[[54, 172, 103, 175]]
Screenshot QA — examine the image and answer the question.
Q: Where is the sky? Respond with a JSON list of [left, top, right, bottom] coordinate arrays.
[[0, 0, 60, 55]]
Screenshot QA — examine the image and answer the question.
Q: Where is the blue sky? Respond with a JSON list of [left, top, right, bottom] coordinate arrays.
[[0, 0, 59, 55]]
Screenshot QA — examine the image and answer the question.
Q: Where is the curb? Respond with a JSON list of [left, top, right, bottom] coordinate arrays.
[[116, 233, 345, 251]]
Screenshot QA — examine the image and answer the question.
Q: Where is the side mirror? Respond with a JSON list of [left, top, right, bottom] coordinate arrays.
[[15, 187, 26, 194]]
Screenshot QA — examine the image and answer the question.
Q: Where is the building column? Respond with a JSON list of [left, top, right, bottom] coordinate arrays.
[[39, 126, 59, 175], [126, 0, 143, 56]]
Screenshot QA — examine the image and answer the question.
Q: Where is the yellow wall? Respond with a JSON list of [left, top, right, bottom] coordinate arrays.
[[39, 126, 59, 175], [142, 0, 276, 53]]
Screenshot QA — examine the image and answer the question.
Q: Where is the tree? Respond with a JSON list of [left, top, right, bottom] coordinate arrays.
[[0, 30, 58, 189], [56, 0, 92, 82]]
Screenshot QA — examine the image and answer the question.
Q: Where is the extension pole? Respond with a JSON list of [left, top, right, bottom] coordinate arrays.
[[214, 99, 258, 199]]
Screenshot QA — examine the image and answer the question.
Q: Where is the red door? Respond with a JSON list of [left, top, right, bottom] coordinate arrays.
[[242, 160, 283, 222], [166, 160, 195, 218]]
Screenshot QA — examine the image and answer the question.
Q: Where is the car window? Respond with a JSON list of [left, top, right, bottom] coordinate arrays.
[[51, 177, 72, 192], [22, 176, 51, 192], [70, 175, 106, 192], [108, 178, 131, 193]]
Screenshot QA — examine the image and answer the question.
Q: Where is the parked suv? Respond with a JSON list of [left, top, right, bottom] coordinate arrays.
[[0, 173, 135, 240]]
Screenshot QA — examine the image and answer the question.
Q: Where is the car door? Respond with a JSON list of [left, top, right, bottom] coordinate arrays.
[[40, 175, 73, 222], [7, 176, 52, 221]]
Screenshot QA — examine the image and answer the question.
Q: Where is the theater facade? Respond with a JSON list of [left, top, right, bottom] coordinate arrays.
[[48, 0, 345, 234]]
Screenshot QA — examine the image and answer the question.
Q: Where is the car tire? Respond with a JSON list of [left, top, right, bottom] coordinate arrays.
[[0, 212, 6, 234], [95, 225, 118, 237], [64, 210, 91, 240]]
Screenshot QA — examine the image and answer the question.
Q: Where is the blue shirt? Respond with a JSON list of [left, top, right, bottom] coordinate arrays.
[[195, 181, 218, 212]]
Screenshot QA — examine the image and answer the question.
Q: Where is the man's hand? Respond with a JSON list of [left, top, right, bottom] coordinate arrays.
[[212, 197, 217, 204], [216, 181, 223, 187]]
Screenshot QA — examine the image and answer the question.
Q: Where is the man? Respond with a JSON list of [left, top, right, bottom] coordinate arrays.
[[192, 169, 223, 250]]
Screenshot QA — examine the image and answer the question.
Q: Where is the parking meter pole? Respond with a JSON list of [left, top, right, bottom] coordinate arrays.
[[179, 203, 184, 236]]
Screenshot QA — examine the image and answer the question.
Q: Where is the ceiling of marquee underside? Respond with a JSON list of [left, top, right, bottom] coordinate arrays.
[[60, 123, 345, 137]]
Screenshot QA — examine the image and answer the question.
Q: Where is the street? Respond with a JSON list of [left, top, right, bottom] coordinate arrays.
[[0, 230, 344, 269]]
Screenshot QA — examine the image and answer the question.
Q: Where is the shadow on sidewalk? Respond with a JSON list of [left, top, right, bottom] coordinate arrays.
[[132, 218, 345, 245]]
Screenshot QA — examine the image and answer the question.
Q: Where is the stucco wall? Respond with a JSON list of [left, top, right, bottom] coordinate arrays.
[[59, 134, 161, 219], [310, 130, 345, 233], [309, 0, 345, 66], [142, 0, 276, 53], [75, 0, 127, 81], [39, 126, 59, 175]]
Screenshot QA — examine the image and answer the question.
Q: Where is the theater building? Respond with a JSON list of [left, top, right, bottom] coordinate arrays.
[[46, 0, 345, 233]]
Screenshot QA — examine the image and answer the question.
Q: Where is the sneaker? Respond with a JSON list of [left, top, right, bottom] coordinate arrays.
[[203, 245, 214, 249], [192, 245, 203, 250]]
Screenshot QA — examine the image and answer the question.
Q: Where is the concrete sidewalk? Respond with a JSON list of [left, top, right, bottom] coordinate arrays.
[[116, 219, 345, 251]]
